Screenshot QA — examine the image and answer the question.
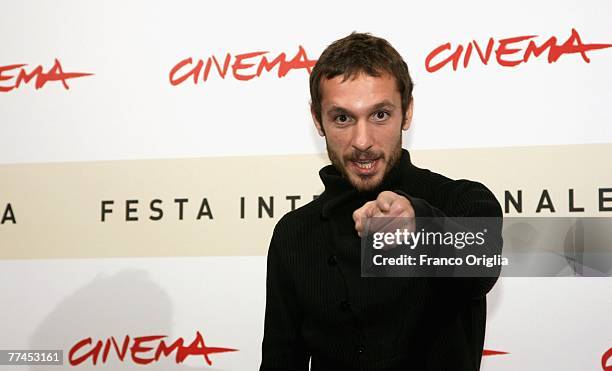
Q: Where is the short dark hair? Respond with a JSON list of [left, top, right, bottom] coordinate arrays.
[[309, 32, 414, 124]]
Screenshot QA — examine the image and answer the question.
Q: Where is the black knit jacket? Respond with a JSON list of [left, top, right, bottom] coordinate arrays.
[[260, 149, 503, 371]]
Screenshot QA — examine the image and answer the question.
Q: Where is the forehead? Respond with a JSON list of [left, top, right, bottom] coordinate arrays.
[[319, 72, 400, 111]]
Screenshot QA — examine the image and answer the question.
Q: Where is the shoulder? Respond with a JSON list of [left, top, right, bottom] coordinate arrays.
[[269, 195, 325, 247], [404, 164, 502, 217]]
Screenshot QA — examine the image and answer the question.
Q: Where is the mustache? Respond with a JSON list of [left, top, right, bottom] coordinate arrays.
[[346, 149, 383, 161]]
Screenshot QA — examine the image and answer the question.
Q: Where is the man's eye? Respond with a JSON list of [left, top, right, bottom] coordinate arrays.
[[334, 115, 351, 124], [372, 111, 390, 121]]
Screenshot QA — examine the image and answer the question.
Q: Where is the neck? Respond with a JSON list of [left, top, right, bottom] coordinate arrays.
[[318, 149, 412, 217]]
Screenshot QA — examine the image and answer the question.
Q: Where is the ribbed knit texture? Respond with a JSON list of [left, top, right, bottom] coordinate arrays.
[[260, 149, 502, 371]]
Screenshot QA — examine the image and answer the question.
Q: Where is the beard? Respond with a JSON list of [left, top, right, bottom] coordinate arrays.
[[326, 138, 402, 192]]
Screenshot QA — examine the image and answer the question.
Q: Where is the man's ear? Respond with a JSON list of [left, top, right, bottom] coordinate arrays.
[[311, 105, 325, 137], [402, 98, 414, 131]]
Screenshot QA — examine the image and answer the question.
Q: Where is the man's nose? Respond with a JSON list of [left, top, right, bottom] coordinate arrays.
[[351, 120, 373, 151]]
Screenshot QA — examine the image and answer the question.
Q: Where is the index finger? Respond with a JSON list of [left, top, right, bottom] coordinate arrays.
[[376, 191, 398, 212]]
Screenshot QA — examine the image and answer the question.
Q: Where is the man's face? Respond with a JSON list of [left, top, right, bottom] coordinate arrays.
[[313, 72, 413, 192]]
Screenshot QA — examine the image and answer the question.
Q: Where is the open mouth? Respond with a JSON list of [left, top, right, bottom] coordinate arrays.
[[350, 158, 379, 175]]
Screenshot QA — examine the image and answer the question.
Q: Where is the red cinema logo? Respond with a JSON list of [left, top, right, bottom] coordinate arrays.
[[603, 347, 612, 371], [425, 28, 612, 72], [68, 331, 237, 366], [482, 349, 508, 357], [0, 59, 92, 92], [169, 46, 317, 86]]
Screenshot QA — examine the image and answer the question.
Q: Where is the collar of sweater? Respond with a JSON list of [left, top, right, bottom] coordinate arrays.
[[318, 148, 416, 218]]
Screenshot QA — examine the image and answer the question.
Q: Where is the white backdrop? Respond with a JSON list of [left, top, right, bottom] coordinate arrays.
[[1, 1, 611, 370]]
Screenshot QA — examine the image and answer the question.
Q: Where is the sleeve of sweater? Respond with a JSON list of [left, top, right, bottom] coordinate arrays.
[[260, 221, 310, 371], [394, 179, 503, 299]]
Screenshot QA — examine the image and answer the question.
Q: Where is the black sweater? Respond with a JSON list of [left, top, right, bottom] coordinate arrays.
[[260, 149, 503, 371]]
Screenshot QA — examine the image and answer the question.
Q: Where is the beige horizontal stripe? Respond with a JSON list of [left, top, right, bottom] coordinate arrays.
[[1, 143, 610, 259]]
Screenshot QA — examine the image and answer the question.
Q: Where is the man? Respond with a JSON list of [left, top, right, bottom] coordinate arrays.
[[260, 32, 502, 371]]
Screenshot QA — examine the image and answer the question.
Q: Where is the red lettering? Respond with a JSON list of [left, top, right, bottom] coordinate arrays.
[[426, 29, 612, 73], [210, 54, 232, 79], [232, 51, 267, 81], [482, 349, 509, 356], [463, 43, 473, 68], [603, 347, 612, 371], [100, 336, 130, 363], [69, 331, 237, 366], [170, 46, 316, 86], [496, 35, 536, 67], [523, 36, 558, 63], [278, 45, 317, 77], [425, 43, 462, 72], [111, 335, 130, 361], [0, 59, 91, 92], [473, 38, 495, 65], [177, 331, 237, 365], [553, 28, 612, 63], [201, 54, 233, 81], [101, 339, 111, 363], [15, 65, 44, 89], [0, 64, 26, 92], [257, 53, 287, 77], [154, 337, 184, 362], [130, 335, 165, 365], [170, 57, 200, 85], [69, 337, 103, 366]]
